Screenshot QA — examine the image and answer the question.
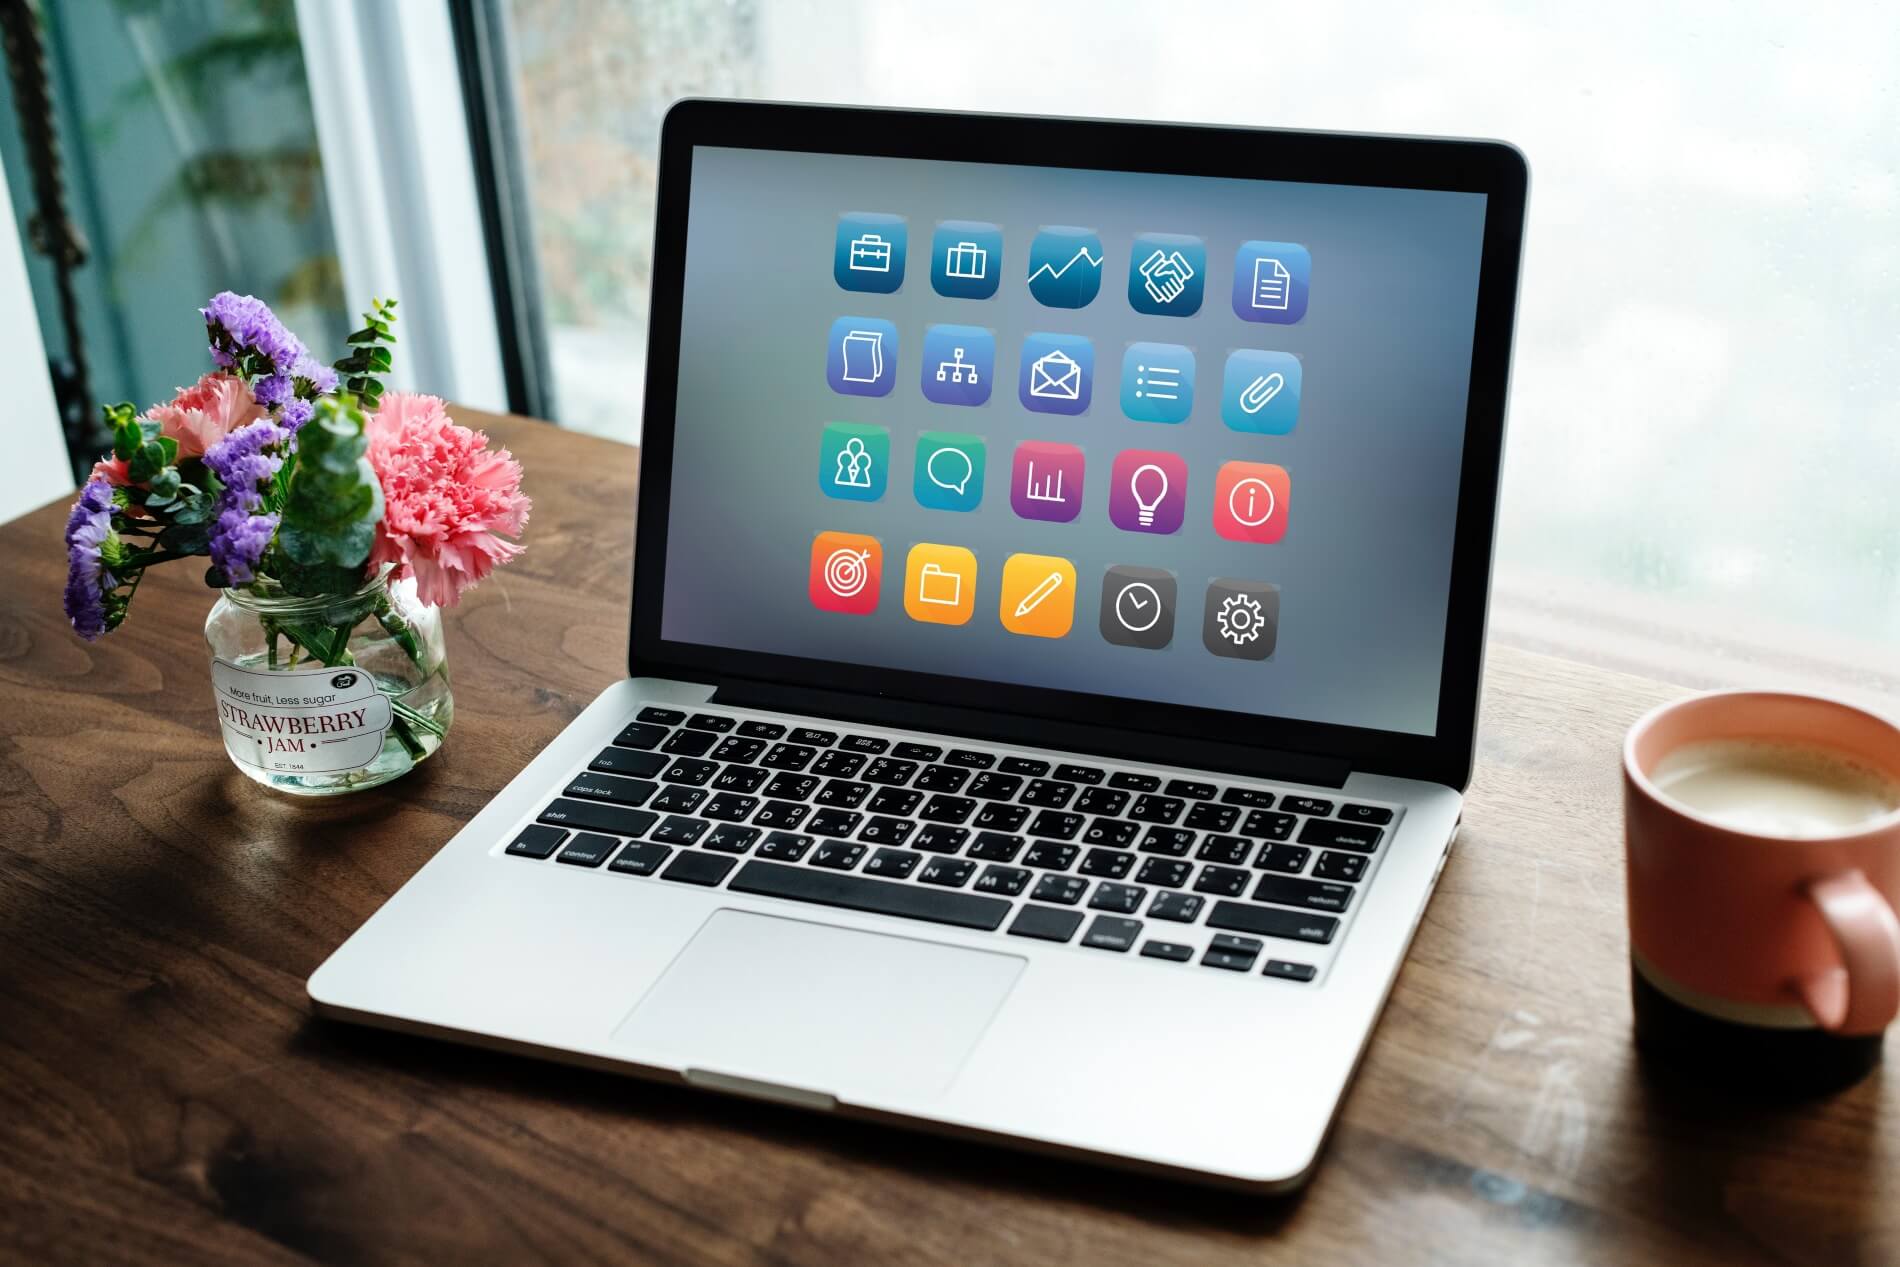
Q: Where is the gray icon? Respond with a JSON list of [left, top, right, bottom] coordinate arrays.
[[1202, 578, 1279, 660], [1099, 565, 1176, 650]]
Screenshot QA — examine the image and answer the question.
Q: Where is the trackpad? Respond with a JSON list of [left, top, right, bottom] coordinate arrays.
[[612, 909, 1025, 1099]]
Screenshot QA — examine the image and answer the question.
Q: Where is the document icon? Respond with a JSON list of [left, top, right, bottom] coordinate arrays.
[[1251, 257, 1290, 311], [1232, 241, 1310, 324]]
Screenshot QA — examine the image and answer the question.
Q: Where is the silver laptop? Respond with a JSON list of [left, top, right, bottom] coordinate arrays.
[[311, 101, 1527, 1191]]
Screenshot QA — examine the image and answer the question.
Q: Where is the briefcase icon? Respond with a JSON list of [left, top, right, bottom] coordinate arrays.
[[1029, 350, 1082, 400], [917, 562, 962, 606]]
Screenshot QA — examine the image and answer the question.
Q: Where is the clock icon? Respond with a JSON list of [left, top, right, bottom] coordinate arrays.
[[1115, 582, 1163, 632], [1099, 566, 1176, 649]]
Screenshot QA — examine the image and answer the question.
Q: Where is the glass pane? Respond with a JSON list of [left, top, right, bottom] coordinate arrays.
[[492, 0, 1899, 666], [0, 0, 345, 471]]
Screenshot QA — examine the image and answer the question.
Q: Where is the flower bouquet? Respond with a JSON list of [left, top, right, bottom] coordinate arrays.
[[62, 293, 530, 795]]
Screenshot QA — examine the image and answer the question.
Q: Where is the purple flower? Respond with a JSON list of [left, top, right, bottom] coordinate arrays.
[[279, 398, 314, 432], [294, 354, 338, 396], [201, 291, 336, 422], [204, 418, 288, 584], [62, 478, 116, 640]]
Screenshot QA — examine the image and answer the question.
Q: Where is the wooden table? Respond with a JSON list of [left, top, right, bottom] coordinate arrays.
[[2, 411, 1892, 1266]]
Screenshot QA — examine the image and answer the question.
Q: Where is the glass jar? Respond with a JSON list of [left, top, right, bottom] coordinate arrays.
[[203, 570, 453, 795]]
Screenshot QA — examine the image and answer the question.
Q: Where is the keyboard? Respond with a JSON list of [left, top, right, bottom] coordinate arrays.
[[501, 706, 1400, 983]]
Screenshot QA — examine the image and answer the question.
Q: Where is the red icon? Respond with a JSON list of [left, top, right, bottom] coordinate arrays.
[[1212, 462, 1289, 543], [809, 531, 882, 613]]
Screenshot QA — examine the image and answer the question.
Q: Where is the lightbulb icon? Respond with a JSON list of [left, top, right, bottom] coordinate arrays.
[[1130, 463, 1169, 527]]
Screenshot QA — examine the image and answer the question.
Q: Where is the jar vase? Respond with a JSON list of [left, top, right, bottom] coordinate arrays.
[[203, 571, 453, 795]]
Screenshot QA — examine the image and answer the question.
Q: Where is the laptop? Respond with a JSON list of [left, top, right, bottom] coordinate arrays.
[[310, 100, 1527, 1192]]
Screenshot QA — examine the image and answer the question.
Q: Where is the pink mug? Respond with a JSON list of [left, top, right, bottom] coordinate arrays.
[[1624, 690, 1900, 1091]]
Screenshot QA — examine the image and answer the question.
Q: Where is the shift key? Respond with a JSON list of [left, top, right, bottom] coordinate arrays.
[[537, 797, 658, 839]]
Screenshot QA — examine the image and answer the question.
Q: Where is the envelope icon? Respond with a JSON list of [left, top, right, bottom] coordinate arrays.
[[1029, 350, 1082, 400]]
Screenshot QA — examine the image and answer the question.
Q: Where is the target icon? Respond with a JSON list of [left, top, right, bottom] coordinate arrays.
[[823, 547, 871, 597]]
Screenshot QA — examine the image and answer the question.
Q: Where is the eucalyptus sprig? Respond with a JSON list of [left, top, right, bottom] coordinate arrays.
[[332, 296, 398, 409]]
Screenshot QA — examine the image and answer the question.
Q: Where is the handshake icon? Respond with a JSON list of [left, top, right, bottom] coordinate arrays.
[[1137, 248, 1198, 308]]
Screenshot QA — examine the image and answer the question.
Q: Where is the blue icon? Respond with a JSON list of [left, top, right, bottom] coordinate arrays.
[[827, 316, 899, 397], [1019, 332, 1094, 416], [1127, 233, 1205, 316], [914, 431, 986, 512], [1120, 343, 1195, 424], [1026, 226, 1103, 308], [1232, 240, 1310, 323], [1221, 349, 1302, 434], [819, 422, 890, 501], [920, 324, 994, 406], [931, 221, 1002, 299], [834, 213, 906, 293]]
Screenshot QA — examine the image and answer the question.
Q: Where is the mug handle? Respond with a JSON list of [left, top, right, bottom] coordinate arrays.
[[1792, 870, 1900, 1035]]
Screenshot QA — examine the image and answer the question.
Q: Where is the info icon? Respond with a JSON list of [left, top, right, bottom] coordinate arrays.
[[1099, 565, 1176, 650]]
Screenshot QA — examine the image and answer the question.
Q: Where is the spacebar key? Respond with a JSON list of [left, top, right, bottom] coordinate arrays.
[[728, 860, 1011, 931]]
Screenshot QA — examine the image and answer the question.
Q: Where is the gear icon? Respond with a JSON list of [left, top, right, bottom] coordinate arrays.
[[1216, 593, 1265, 645]]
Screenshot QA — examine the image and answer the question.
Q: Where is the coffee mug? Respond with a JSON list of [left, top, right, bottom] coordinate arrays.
[[1624, 690, 1900, 1092]]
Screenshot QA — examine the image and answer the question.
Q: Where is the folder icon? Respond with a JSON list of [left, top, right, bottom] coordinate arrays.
[[917, 562, 961, 606], [904, 545, 977, 625]]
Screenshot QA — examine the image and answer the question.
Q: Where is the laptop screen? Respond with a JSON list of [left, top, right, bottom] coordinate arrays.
[[658, 144, 1489, 739]]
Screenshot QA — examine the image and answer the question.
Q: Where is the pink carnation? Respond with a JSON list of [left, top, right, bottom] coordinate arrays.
[[364, 393, 530, 608], [88, 371, 263, 485]]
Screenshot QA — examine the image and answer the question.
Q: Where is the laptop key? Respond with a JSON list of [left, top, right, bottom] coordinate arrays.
[[1196, 834, 1252, 865], [636, 706, 685, 725], [974, 864, 1031, 896], [912, 824, 970, 853], [1008, 904, 1084, 942], [701, 794, 758, 822], [538, 798, 657, 839], [841, 734, 889, 754], [815, 779, 871, 808], [966, 772, 1023, 801], [1148, 891, 1204, 923], [610, 840, 671, 875], [505, 824, 567, 859], [1203, 933, 1262, 971], [1020, 779, 1077, 808], [612, 721, 668, 751], [811, 750, 866, 778], [709, 736, 765, 764], [1315, 851, 1369, 882], [662, 758, 719, 786], [1297, 819, 1385, 852], [1073, 787, 1130, 817], [704, 825, 761, 854], [858, 816, 916, 846], [762, 773, 820, 800], [751, 800, 810, 830], [789, 727, 837, 747], [661, 728, 717, 756], [1243, 809, 1297, 840], [1025, 810, 1084, 840], [945, 748, 995, 769], [738, 720, 786, 740], [894, 741, 944, 762], [973, 803, 1030, 832], [760, 743, 818, 771], [914, 764, 971, 793], [1252, 875, 1355, 913], [863, 847, 921, 878], [1031, 874, 1088, 905], [861, 758, 919, 786], [661, 851, 735, 887], [565, 772, 658, 807], [1140, 939, 1193, 962], [650, 786, 707, 814], [1089, 883, 1146, 915], [919, 794, 977, 824], [1221, 786, 1276, 808], [729, 859, 1010, 931], [1184, 802, 1239, 832], [712, 765, 769, 794], [918, 857, 977, 888], [1282, 796, 1335, 817], [651, 816, 710, 846], [1194, 865, 1251, 897], [1108, 771, 1160, 792], [968, 832, 1024, 862], [807, 809, 863, 838], [686, 713, 735, 733], [1207, 900, 1339, 945], [1164, 779, 1218, 801], [1254, 842, 1312, 873], [1082, 818, 1139, 848], [1082, 915, 1143, 952], [590, 747, 668, 779], [1127, 795, 1185, 824], [1021, 841, 1078, 870], [865, 786, 923, 816], [1053, 763, 1106, 785], [1079, 847, 1134, 879], [811, 840, 866, 870], [999, 756, 1050, 777], [1339, 803, 1395, 825], [757, 831, 814, 861], [1264, 959, 1319, 983], [1136, 858, 1192, 889], [1139, 827, 1195, 856]]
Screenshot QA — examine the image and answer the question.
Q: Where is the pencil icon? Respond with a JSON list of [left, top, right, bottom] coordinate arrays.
[[1013, 571, 1064, 617]]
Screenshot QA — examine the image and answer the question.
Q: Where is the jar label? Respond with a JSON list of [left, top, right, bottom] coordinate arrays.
[[211, 659, 394, 774]]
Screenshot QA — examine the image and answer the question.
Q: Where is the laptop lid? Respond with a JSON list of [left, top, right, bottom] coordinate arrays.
[[630, 101, 1526, 790]]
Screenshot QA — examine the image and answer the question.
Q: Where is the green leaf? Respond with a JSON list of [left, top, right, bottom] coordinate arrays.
[[128, 439, 171, 482], [147, 467, 182, 500], [274, 394, 384, 595]]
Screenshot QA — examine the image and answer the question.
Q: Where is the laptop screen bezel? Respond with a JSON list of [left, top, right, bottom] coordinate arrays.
[[628, 99, 1527, 790]]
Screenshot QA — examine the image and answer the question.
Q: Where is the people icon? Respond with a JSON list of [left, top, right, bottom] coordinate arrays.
[[834, 436, 874, 488]]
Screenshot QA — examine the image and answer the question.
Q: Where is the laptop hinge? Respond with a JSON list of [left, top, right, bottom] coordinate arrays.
[[708, 679, 1351, 789]]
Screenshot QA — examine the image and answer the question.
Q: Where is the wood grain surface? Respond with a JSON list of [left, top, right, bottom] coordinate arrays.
[[1, 410, 1893, 1266]]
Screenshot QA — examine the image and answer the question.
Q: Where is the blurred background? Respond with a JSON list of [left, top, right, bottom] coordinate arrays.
[[3, 0, 1896, 695]]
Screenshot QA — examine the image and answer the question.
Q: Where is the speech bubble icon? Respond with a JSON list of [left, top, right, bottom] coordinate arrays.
[[926, 445, 974, 495]]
